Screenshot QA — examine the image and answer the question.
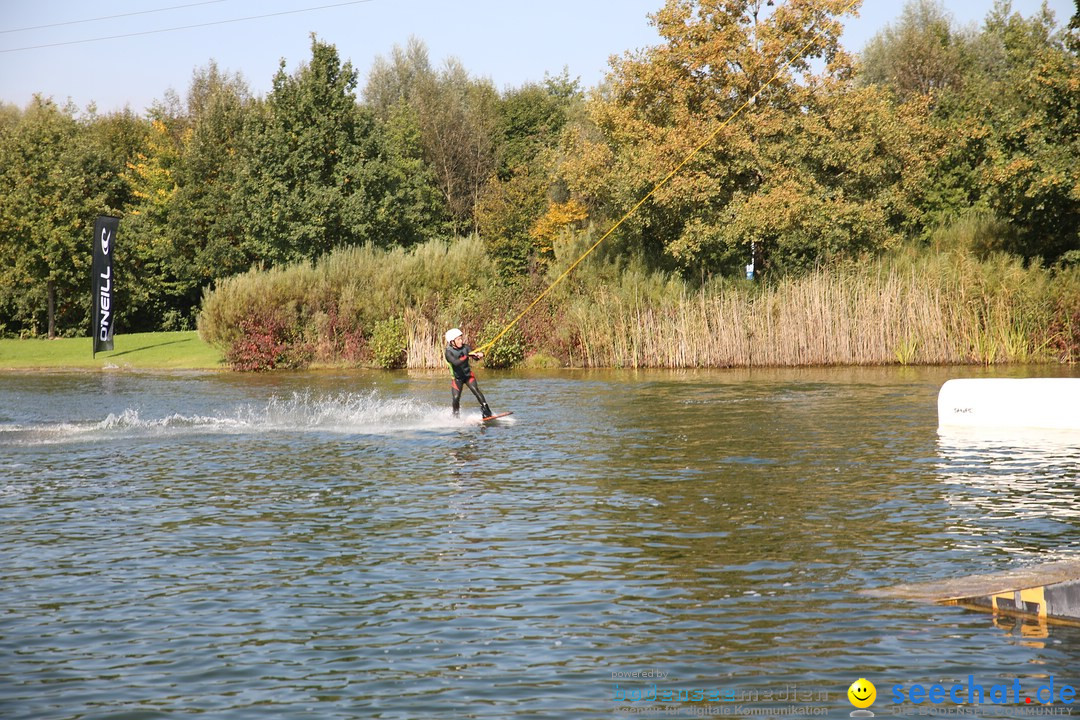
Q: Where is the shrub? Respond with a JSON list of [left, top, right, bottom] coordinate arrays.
[[198, 238, 498, 367], [223, 307, 311, 372], [224, 311, 287, 372], [478, 319, 526, 369], [523, 352, 562, 369], [371, 316, 407, 369]]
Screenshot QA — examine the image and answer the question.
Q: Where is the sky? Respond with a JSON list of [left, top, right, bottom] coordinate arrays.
[[0, 0, 1075, 115]]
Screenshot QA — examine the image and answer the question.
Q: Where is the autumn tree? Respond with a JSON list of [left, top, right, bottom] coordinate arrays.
[[116, 115, 183, 331], [556, 0, 934, 277]]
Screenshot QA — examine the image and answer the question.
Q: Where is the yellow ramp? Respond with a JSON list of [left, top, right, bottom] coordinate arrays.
[[866, 560, 1080, 627]]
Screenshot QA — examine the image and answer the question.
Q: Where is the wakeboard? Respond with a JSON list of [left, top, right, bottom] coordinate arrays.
[[481, 411, 513, 422]]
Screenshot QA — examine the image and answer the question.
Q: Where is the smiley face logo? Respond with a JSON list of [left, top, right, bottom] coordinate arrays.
[[848, 678, 877, 709]]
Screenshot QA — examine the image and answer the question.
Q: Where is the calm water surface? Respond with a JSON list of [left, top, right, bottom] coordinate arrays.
[[1, 366, 1079, 719]]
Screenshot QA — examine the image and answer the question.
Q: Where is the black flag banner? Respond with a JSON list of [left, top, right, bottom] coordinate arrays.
[[92, 216, 119, 356]]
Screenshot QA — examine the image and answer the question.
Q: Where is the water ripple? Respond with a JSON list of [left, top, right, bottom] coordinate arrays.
[[2, 369, 1079, 719]]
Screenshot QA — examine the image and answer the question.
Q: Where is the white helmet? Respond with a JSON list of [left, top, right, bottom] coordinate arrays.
[[445, 328, 463, 344]]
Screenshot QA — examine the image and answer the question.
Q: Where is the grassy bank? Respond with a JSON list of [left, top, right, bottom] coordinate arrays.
[[198, 236, 1080, 371], [0, 331, 224, 370]]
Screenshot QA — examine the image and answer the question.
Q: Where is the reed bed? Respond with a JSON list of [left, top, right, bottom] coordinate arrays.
[[199, 236, 1079, 370], [559, 253, 1068, 368]]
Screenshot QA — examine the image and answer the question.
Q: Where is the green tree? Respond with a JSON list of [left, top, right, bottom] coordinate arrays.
[[237, 36, 386, 264], [477, 72, 583, 276], [362, 38, 453, 244], [365, 39, 499, 236], [859, 0, 971, 100], [374, 100, 452, 246], [973, 1, 1080, 260], [0, 98, 126, 337], [363, 35, 432, 119], [413, 59, 499, 235], [889, 0, 1080, 260], [170, 63, 254, 294], [495, 72, 580, 179]]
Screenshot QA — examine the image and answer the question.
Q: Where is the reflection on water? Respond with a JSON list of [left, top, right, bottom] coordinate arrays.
[[937, 426, 1080, 561], [1, 367, 1079, 720]]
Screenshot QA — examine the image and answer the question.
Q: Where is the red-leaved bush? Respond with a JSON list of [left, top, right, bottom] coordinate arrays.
[[224, 310, 311, 371]]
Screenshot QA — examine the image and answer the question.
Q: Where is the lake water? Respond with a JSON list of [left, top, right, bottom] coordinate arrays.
[[2, 366, 1079, 719]]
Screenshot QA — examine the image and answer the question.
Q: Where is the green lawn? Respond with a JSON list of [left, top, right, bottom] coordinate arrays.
[[0, 331, 224, 370]]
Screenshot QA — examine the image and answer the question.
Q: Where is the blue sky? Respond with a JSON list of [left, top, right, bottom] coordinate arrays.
[[0, 0, 1074, 114]]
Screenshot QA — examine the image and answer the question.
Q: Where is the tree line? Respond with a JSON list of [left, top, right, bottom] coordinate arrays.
[[1, 0, 1077, 339]]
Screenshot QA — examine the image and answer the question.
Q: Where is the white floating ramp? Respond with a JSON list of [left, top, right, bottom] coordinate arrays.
[[938, 378, 1080, 431]]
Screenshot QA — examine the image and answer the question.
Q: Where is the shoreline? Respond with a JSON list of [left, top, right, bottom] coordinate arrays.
[[0, 332, 1074, 374]]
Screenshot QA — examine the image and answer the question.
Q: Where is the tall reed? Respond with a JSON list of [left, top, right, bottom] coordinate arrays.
[[198, 235, 1078, 370], [560, 251, 1064, 368]]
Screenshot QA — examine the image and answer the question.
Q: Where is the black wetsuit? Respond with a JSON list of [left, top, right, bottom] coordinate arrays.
[[446, 343, 491, 416]]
